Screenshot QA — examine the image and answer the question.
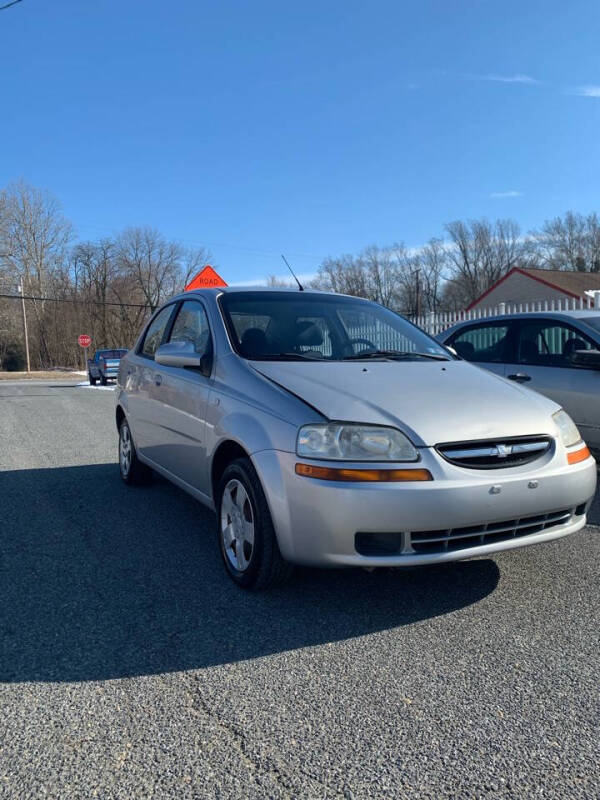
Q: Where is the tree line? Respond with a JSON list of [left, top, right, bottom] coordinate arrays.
[[307, 213, 600, 314], [0, 181, 209, 370], [2, 178, 600, 369]]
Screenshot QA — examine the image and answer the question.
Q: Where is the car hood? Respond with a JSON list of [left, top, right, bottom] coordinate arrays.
[[251, 360, 560, 447]]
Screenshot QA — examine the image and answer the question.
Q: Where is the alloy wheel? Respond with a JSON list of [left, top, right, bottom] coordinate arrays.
[[119, 424, 132, 477], [220, 478, 255, 572]]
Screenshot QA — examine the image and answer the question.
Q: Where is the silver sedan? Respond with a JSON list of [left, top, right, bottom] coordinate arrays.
[[438, 311, 600, 454], [116, 289, 596, 589]]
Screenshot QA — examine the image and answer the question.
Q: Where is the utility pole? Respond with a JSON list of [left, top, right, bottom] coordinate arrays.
[[18, 282, 31, 372], [415, 268, 421, 319]]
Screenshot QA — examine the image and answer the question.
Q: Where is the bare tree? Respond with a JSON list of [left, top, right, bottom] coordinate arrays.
[[528, 211, 600, 272], [444, 218, 524, 305], [311, 254, 370, 298], [361, 245, 403, 308], [71, 239, 118, 347], [116, 227, 185, 311], [182, 245, 213, 287], [417, 238, 448, 312], [0, 182, 215, 369], [312, 243, 445, 314], [265, 274, 294, 287], [0, 180, 73, 365]]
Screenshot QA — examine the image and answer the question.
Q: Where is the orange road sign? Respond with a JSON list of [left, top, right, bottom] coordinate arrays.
[[185, 265, 227, 291]]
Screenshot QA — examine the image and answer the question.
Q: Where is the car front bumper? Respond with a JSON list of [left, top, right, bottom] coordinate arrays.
[[252, 447, 597, 567]]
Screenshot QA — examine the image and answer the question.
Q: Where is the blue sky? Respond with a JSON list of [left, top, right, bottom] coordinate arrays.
[[1, 0, 599, 283]]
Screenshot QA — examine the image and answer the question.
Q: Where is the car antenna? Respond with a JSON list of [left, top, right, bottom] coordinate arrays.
[[281, 254, 304, 291]]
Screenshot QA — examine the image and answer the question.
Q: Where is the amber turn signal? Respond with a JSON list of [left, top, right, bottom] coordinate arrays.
[[567, 445, 591, 465], [295, 463, 433, 482]]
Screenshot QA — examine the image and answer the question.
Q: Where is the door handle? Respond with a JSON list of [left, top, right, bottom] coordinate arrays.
[[508, 372, 531, 383], [154, 374, 162, 386]]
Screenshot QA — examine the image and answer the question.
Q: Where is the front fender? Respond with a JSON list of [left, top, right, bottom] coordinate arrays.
[[209, 406, 297, 458], [115, 386, 129, 427]]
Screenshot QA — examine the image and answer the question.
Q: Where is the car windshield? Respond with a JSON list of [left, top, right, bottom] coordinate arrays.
[[219, 291, 452, 362], [580, 316, 600, 337]]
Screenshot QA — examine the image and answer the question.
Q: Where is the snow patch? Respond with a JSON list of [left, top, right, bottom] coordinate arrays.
[[76, 382, 115, 391]]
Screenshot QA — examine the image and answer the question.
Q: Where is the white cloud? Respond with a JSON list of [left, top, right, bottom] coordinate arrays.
[[572, 85, 600, 97], [490, 190, 523, 198], [476, 73, 539, 85]]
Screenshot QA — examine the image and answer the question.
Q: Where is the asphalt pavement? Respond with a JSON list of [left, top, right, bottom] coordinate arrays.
[[1, 380, 599, 799]]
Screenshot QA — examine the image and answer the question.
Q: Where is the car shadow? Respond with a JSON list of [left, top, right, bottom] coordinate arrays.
[[0, 463, 500, 683]]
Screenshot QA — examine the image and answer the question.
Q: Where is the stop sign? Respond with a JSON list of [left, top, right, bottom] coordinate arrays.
[[78, 334, 92, 348]]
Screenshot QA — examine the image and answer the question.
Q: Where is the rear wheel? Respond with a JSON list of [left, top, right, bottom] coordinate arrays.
[[100, 373, 107, 386], [119, 418, 152, 485], [217, 458, 292, 590]]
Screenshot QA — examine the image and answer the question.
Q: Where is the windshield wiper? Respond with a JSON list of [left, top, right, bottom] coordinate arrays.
[[341, 349, 450, 361], [252, 352, 327, 361]]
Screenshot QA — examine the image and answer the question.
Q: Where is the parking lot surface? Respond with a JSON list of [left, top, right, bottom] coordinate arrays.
[[1, 380, 599, 799]]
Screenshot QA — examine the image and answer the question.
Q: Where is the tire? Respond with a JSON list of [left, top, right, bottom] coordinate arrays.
[[119, 417, 152, 485], [217, 458, 293, 590], [89, 373, 97, 386], [100, 373, 107, 386]]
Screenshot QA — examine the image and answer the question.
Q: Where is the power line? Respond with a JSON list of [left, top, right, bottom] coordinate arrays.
[[0, 293, 151, 309], [0, 0, 24, 11]]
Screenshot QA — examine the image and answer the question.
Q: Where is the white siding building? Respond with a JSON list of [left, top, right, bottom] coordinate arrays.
[[468, 267, 600, 312]]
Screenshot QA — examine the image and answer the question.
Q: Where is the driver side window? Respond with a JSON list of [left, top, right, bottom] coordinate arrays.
[[168, 300, 212, 354], [517, 321, 595, 368], [141, 305, 175, 359]]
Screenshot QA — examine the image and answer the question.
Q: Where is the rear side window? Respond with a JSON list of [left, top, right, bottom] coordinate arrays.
[[141, 305, 175, 358], [451, 324, 510, 363], [168, 300, 212, 354], [518, 321, 596, 367]]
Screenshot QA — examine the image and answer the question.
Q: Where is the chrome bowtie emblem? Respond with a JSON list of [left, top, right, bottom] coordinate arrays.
[[492, 444, 512, 458]]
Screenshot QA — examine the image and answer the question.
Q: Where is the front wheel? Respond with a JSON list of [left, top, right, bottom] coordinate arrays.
[[89, 373, 97, 386], [119, 418, 152, 485], [217, 458, 293, 590]]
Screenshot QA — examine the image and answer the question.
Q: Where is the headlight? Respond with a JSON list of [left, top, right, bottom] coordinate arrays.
[[297, 423, 419, 461], [552, 409, 582, 448]]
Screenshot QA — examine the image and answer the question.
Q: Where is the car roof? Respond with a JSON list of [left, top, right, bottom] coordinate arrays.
[[445, 310, 600, 325], [439, 310, 600, 338], [192, 286, 328, 294], [172, 286, 368, 302]]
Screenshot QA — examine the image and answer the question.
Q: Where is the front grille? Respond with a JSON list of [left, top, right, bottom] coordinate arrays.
[[436, 436, 552, 469], [410, 508, 573, 554]]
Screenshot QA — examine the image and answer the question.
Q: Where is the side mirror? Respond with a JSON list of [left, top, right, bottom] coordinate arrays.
[[571, 349, 600, 369], [155, 340, 211, 374]]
